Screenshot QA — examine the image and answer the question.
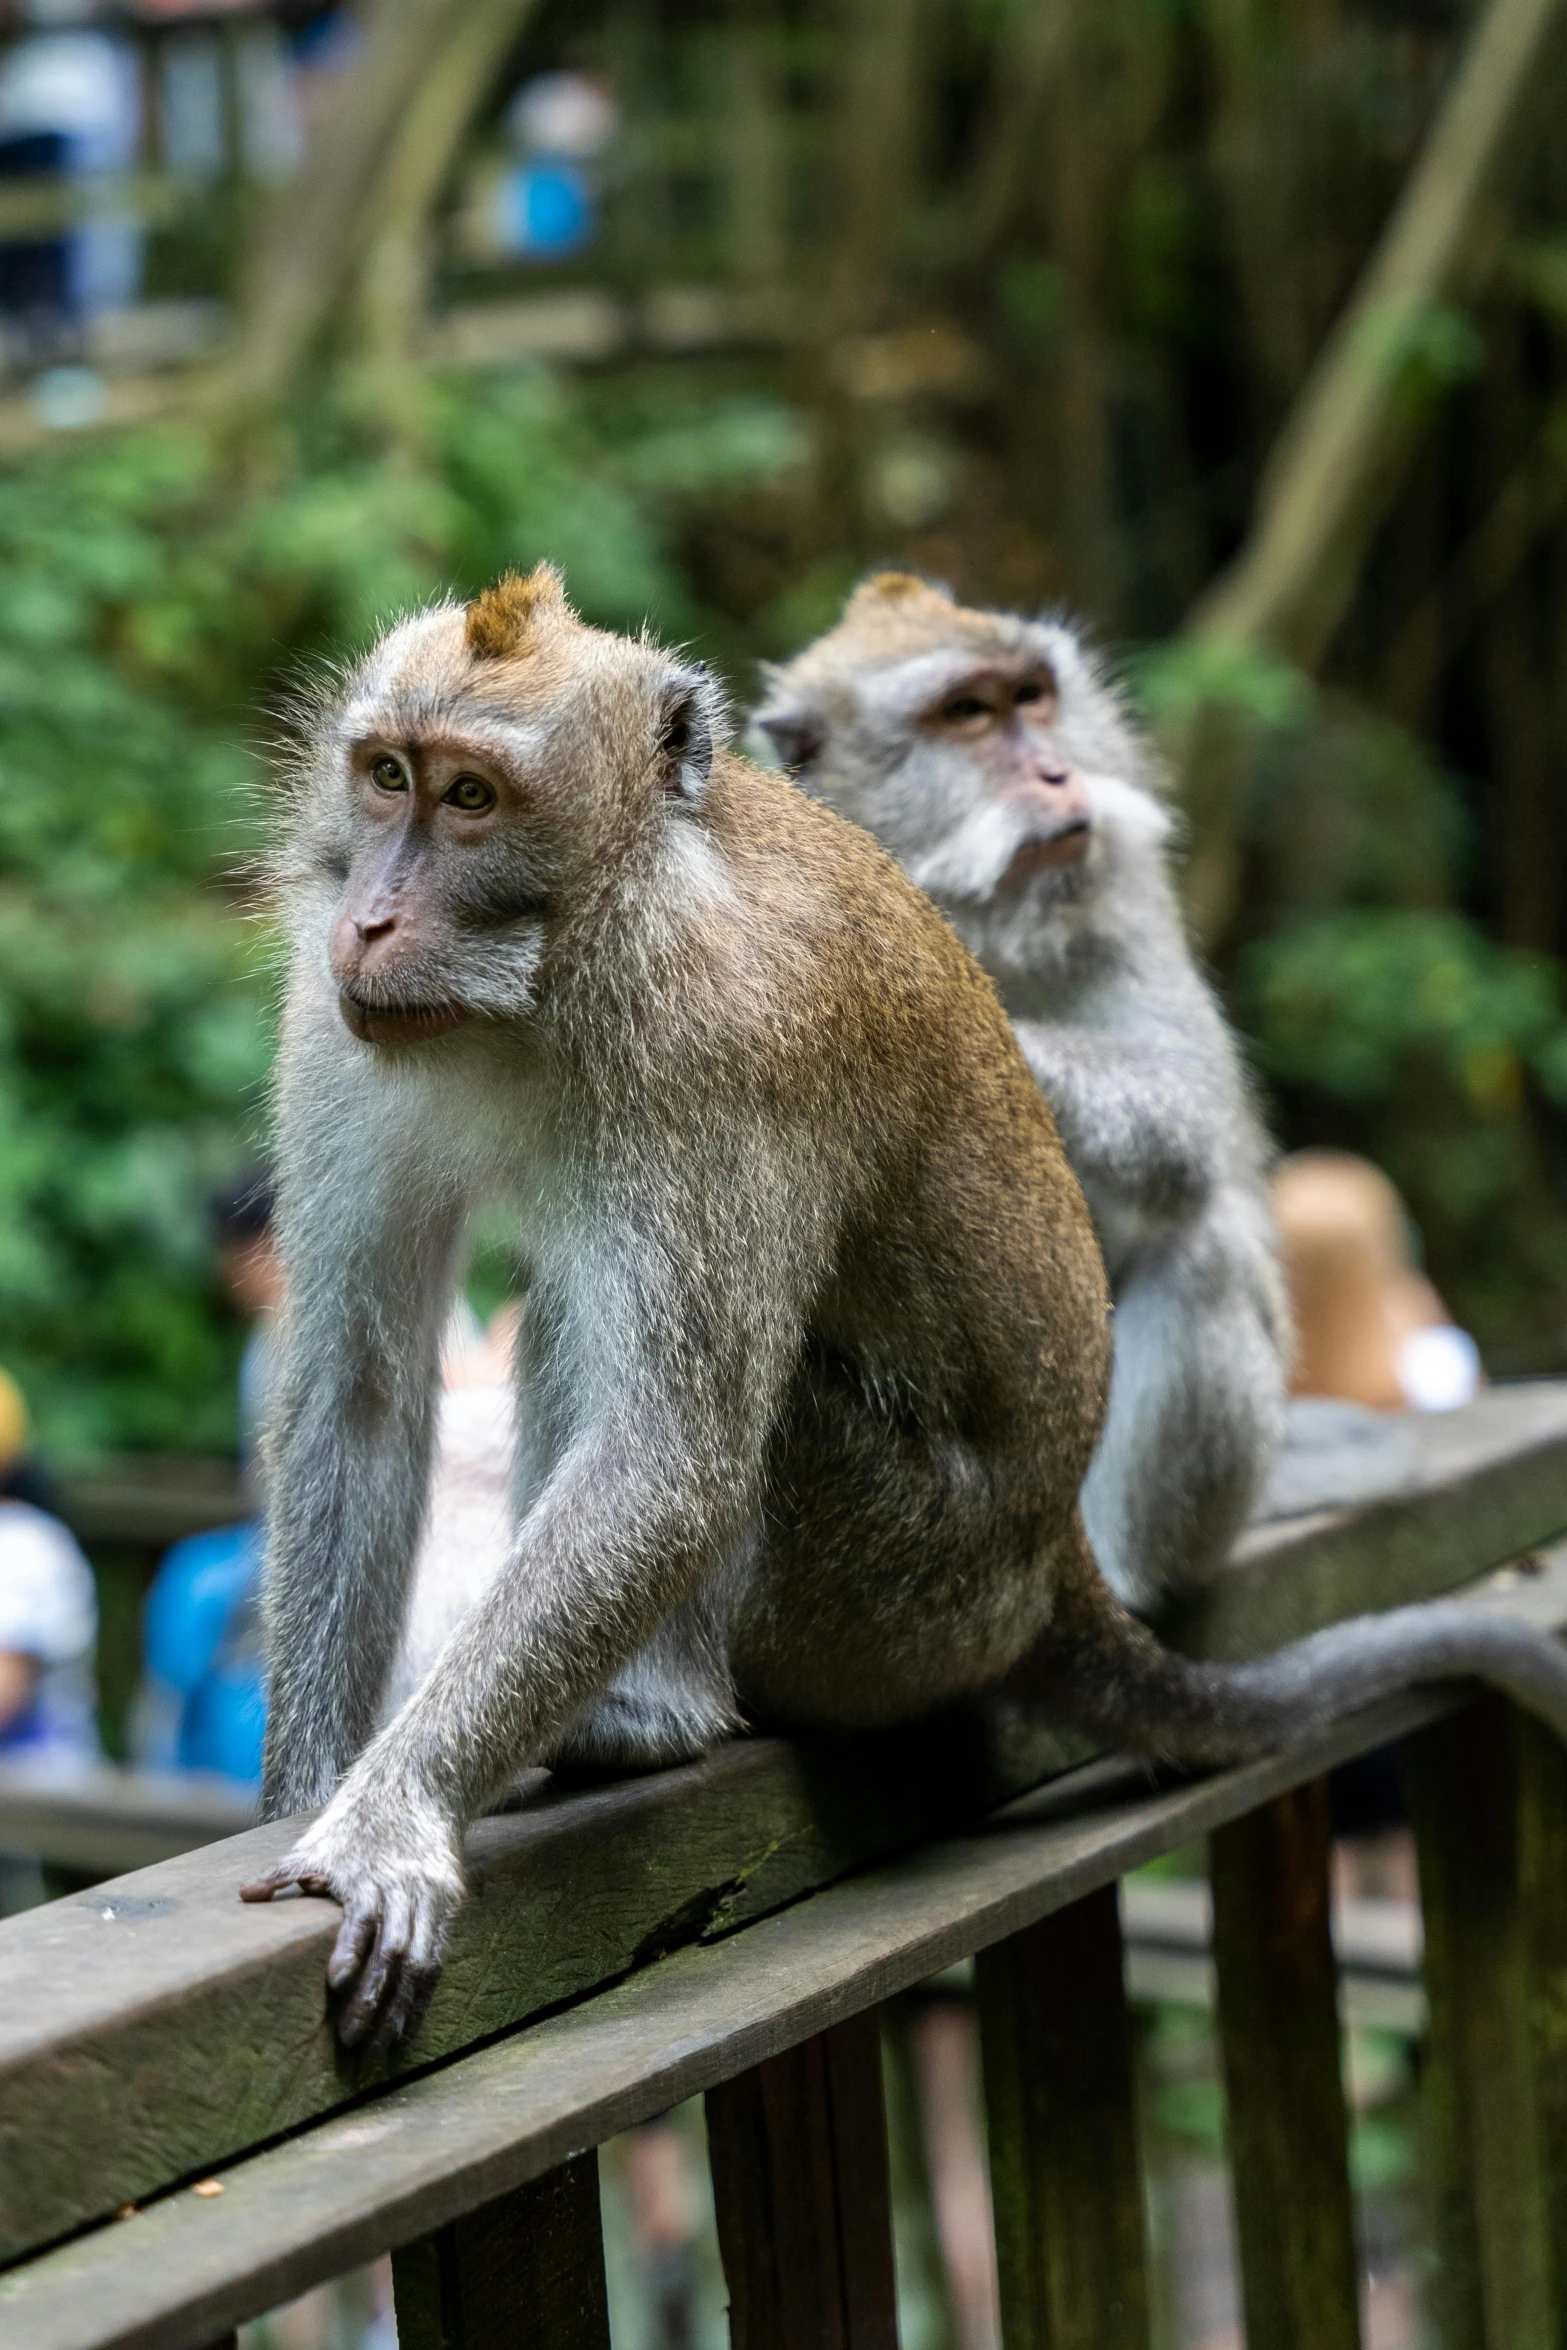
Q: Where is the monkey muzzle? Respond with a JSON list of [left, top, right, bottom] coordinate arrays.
[[337, 989, 472, 1047], [999, 821, 1091, 894]]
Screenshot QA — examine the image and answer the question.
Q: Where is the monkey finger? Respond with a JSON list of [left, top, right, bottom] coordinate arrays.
[[336, 1888, 414, 2048], [325, 1903, 378, 1994], [240, 1862, 336, 1904], [368, 1958, 441, 2056]]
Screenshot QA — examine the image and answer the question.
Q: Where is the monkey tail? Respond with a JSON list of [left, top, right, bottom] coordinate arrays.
[[1009, 1515, 1567, 1765]]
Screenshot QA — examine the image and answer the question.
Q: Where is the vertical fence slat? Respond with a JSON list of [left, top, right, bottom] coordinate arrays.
[[704, 2008, 898, 2350], [1406, 1698, 1558, 2350], [1517, 1708, 1567, 2277], [390, 2152, 611, 2350], [1209, 1777, 1361, 2350], [974, 1882, 1150, 2350]]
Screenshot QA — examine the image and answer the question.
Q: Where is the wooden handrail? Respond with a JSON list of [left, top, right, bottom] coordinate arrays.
[[4, 1385, 1567, 2348], [3, 1639, 1551, 2350]]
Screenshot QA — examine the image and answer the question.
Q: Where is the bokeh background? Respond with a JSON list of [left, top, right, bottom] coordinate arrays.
[[5, 0, 1567, 1466], [1, 0, 1565, 2342]]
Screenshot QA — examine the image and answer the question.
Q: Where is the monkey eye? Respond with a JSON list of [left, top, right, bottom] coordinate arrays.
[[1014, 681, 1046, 705], [370, 755, 408, 792], [939, 695, 990, 724], [444, 774, 496, 814]]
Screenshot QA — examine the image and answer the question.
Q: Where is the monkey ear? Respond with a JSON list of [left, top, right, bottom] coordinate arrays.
[[757, 710, 826, 775], [657, 670, 722, 804]]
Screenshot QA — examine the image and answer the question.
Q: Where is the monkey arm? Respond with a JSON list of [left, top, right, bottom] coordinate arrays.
[[242, 1191, 805, 2049], [243, 1396, 759, 2050], [258, 1050, 469, 1821], [1011, 1018, 1220, 1222]]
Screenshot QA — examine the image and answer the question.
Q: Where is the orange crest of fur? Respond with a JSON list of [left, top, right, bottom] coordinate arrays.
[[465, 564, 570, 659]]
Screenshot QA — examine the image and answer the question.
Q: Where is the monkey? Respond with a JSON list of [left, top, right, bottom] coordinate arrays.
[[239, 564, 1567, 2054], [754, 572, 1287, 1614]]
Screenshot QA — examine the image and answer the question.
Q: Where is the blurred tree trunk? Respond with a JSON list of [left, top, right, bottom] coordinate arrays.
[[356, 0, 541, 375], [966, 0, 1173, 620], [1190, 0, 1565, 668], [800, 0, 924, 539], [1176, 0, 1567, 949], [218, 0, 539, 413]]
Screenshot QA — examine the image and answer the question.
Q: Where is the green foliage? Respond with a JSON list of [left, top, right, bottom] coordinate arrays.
[[1135, 635, 1313, 736], [1242, 909, 1567, 1342], [1245, 909, 1567, 1113], [0, 370, 715, 1458]]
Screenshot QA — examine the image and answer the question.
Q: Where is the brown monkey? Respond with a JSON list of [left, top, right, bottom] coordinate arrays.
[[241, 565, 1567, 2049]]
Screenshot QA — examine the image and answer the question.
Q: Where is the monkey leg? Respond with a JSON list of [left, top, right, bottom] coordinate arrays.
[[549, 1598, 743, 1783], [1082, 1217, 1284, 1614]]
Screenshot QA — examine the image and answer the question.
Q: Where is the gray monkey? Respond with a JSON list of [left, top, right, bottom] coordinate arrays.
[[756, 571, 1288, 1613]]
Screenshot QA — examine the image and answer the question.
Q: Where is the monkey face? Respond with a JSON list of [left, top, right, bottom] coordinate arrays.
[[283, 568, 724, 1051], [917, 660, 1093, 897], [328, 732, 550, 1045]]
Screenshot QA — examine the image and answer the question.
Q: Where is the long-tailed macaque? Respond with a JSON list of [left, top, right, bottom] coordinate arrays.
[[756, 572, 1286, 1612], [242, 566, 1567, 2051]]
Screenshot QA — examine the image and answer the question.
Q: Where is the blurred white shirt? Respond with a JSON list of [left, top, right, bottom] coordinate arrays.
[[0, 1498, 98, 1760]]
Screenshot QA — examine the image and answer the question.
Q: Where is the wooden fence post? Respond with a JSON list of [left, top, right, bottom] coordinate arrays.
[[1405, 1697, 1557, 2350], [704, 2008, 899, 2350], [974, 1882, 1151, 2350], [390, 2152, 611, 2350], [1517, 1708, 1567, 2267], [1209, 1777, 1362, 2350]]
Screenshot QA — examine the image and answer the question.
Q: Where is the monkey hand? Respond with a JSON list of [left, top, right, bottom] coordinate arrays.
[[240, 1779, 466, 2053]]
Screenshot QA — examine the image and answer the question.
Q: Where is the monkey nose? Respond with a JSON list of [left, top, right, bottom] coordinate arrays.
[[357, 913, 397, 944]]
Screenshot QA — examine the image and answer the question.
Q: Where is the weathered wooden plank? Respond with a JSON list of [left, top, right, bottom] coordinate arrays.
[[1180, 1382, 1567, 1659], [1, 1444, 1564, 2273], [0, 1716, 1085, 2267], [0, 1763, 253, 1876], [1210, 1779, 1361, 2350], [975, 1883, 1149, 2349], [391, 2155, 610, 2350], [0, 1677, 1500, 2350], [706, 2011, 898, 2350], [1405, 1699, 1558, 2350]]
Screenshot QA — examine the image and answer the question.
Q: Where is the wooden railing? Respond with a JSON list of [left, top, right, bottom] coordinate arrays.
[[5, 1384, 1567, 2350]]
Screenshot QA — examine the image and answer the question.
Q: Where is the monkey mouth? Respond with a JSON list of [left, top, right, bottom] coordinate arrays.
[[999, 824, 1090, 894], [337, 990, 472, 1047]]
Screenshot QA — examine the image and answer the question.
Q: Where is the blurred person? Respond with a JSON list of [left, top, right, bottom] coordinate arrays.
[[483, 71, 617, 264], [213, 1167, 284, 1485], [1272, 1149, 1478, 1906], [0, 1363, 97, 1912], [620, 2119, 700, 2350], [1274, 1150, 1480, 1415], [0, 1364, 97, 1763], [134, 1169, 501, 1787], [907, 1989, 1000, 2350], [129, 1171, 280, 1787], [0, 0, 142, 367]]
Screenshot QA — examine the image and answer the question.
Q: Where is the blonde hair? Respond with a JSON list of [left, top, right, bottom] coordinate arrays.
[[0, 1369, 30, 1472]]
